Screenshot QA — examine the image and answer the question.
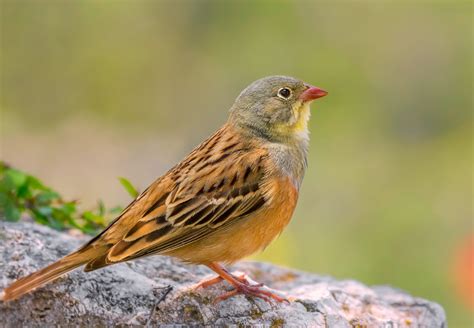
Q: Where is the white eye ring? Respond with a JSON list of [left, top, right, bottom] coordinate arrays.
[[277, 87, 292, 99]]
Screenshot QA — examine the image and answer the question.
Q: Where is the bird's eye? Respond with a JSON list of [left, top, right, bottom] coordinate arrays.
[[277, 87, 292, 99]]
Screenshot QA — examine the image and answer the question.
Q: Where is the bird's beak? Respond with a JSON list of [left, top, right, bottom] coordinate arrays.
[[299, 85, 328, 102]]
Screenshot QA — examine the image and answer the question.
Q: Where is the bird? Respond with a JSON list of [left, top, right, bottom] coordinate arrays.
[[1, 75, 327, 303]]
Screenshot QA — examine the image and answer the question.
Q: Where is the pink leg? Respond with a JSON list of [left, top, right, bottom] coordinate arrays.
[[196, 262, 289, 304]]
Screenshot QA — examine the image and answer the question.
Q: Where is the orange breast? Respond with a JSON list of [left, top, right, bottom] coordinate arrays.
[[166, 176, 299, 264]]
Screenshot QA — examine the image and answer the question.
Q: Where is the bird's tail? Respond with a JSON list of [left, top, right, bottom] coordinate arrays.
[[1, 247, 98, 302]]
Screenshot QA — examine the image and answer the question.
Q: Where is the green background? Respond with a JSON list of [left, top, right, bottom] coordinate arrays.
[[1, 1, 472, 326]]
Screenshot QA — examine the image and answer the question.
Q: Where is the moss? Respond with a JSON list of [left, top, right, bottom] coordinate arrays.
[[250, 308, 263, 320], [271, 318, 285, 328], [342, 303, 350, 312], [200, 296, 212, 305], [350, 322, 368, 328], [183, 304, 204, 323]]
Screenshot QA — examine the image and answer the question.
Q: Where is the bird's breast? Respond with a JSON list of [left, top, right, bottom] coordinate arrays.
[[265, 141, 308, 190]]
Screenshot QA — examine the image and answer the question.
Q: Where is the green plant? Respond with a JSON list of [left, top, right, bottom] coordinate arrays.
[[0, 162, 137, 235]]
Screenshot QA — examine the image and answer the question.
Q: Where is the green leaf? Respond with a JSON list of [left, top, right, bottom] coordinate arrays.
[[118, 177, 139, 198], [5, 169, 27, 188], [1, 174, 18, 191], [84, 210, 106, 224], [61, 202, 76, 215], [48, 212, 65, 230], [17, 182, 32, 198], [26, 175, 47, 190], [37, 206, 53, 216], [4, 199, 21, 221], [36, 191, 60, 204], [29, 208, 49, 225], [0, 193, 7, 207], [97, 200, 106, 216], [51, 208, 76, 230]]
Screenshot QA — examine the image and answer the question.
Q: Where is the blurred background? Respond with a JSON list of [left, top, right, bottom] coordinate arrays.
[[1, 1, 472, 326]]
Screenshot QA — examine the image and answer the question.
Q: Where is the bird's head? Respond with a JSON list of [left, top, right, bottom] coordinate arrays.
[[229, 75, 327, 142]]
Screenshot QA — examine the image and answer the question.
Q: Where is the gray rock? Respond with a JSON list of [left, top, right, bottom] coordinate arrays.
[[0, 221, 446, 327]]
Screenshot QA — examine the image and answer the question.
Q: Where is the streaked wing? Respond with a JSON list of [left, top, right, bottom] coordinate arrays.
[[103, 124, 271, 263]]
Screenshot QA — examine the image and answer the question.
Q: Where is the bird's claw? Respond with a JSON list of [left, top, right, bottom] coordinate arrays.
[[194, 272, 262, 290], [194, 269, 289, 305], [213, 283, 288, 304]]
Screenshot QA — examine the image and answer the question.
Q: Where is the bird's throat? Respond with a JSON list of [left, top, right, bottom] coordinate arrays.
[[292, 102, 311, 135]]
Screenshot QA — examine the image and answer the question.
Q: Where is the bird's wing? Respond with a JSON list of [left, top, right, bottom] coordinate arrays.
[[84, 124, 272, 266]]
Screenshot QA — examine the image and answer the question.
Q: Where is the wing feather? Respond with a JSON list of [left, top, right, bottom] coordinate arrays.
[[88, 124, 271, 264]]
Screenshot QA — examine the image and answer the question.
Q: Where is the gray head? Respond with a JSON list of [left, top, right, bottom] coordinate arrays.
[[229, 75, 327, 141]]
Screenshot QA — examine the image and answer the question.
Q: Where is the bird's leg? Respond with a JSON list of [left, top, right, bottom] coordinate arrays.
[[193, 274, 225, 290], [200, 262, 288, 304], [193, 266, 262, 290]]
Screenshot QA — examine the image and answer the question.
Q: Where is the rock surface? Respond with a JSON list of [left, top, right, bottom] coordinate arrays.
[[0, 221, 446, 327]]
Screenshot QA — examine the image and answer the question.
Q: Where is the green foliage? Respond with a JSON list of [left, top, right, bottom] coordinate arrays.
[[0, 162, 136, 235], [118, 177, 139, 198]]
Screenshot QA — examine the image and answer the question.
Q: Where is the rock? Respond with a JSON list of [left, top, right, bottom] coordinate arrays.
[[0, 221, 446, 327]]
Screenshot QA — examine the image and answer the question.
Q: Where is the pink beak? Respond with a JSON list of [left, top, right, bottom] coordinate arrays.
[[299, 85, 328, 102]]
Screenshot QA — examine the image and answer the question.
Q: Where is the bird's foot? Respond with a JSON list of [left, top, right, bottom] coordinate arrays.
[[193, 275, 224, 290], [199, 263, 289, 304], [193, 271, 263, 290], [214, 281, 289, 304]]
